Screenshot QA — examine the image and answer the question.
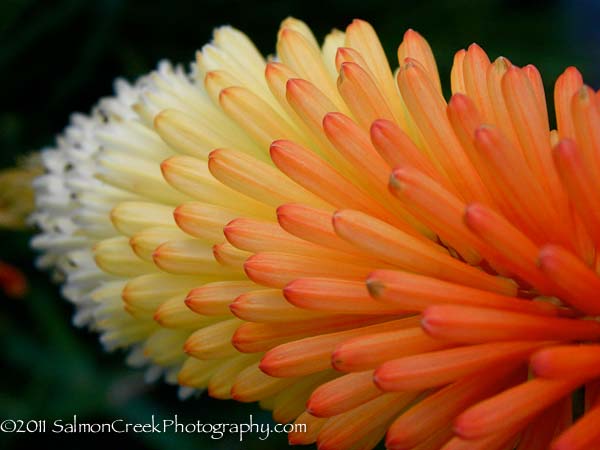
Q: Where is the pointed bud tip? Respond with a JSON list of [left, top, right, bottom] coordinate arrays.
[[121, 287, 132, 303], [151, 247, 162, 262], [349, 18, 368, 29], [473, 123, 495, 143], [529, 348, 553, 378], [207, 148, 222, 161], [365, 276, 385, 298], [203, 69, 218, 82], [331, 209, 344, 228], [371, 367, 385, 390], [285, 77, 304, 92], [269, 139, 292, 161], [159, 158, 171, 176], [330, 350, 345, 372], [229, 386, 242, 402], [242, 254, 262, 283], [152, 310, 163, 326], [257, 358, 276, 377], [183, 296, 194, 310], [537, 244, 561, 271], [222, 218, 238, 238], [463, 202, 487, 228], [321, 111, 345, 129], [282, 280, 296, 300], [269, 138, 287, 149], [182, 341, 193, 356], [403, 28, 418, 39], [278, 26, 296, 42], [563, 66, 580, 76], [577, 84, 592, 101], [492, 56, 511, 72], [335, 46, 352, 57], [448, 92, 470, 109], [389, 167, 409, 191], [172, 206, 186, 229], [228, 301, 240, 316], [218, 85, 233, 98], [401, 58, 419, 71], [152, 108, 170, 130], [264, 61, 279, 77]]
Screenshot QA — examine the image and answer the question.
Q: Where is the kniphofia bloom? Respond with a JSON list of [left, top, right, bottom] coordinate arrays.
[[32, 17, 600, 450]]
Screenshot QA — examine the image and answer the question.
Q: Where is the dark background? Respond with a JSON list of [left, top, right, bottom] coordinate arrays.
[[1, 0, 599, 448]]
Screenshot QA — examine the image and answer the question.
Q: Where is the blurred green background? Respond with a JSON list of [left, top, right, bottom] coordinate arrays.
[[1, 0, 598, 448]]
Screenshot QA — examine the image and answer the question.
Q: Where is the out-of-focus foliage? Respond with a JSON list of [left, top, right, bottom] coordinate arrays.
[[0, 0, 598, 448]]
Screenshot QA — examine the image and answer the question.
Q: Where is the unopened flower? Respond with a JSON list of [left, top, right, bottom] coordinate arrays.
[[32, 17, 600, 450], [0, 260, 27, 298], [0, 155, 41, 229], [0, 157, 38, 299]]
